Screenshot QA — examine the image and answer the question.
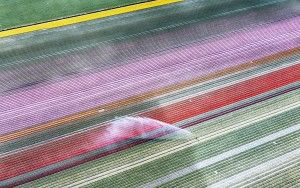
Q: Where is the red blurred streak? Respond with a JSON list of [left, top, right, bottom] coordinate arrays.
[[143, 63, 300, 123], [1, 63, 300, 180]]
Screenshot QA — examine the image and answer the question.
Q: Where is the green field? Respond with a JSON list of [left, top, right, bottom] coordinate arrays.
[[0, 0, 146, 30]]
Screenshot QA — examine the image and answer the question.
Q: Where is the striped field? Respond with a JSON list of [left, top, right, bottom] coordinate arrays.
[[0, 0, 300, 187]]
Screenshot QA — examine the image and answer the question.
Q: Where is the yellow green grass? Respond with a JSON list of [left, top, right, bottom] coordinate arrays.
[[0, 0, 147, 30]]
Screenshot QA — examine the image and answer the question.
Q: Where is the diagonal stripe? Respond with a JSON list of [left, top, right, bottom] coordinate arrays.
[[60, 100, 300, 188], [140, 124, 300, 188], [1, 63, 300, 181], [208, 150, 300, 188], [0, 0, 182, 38], [1, 47, 299, 143]]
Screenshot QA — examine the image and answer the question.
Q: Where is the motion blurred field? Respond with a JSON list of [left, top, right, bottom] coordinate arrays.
[[1, 0, 300, 187], [1, 0, 296, 92]]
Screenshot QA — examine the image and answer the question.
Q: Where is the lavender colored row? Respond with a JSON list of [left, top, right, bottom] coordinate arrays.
[[1, 16, 299, 135]]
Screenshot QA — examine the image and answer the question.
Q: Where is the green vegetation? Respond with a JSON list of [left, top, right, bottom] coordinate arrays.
[[0, 0, 146, 30]]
